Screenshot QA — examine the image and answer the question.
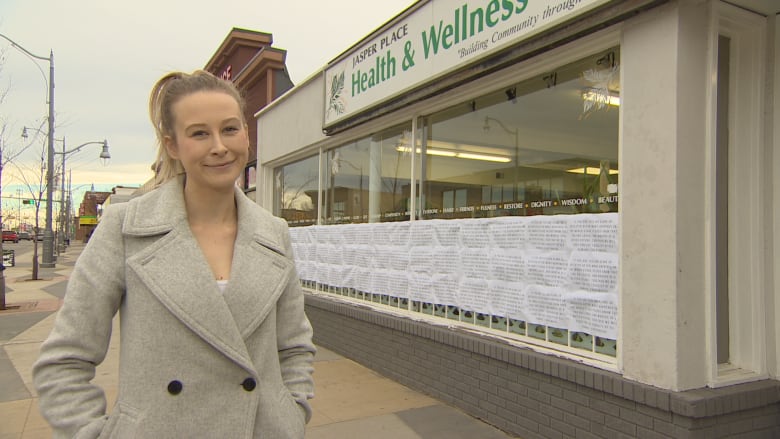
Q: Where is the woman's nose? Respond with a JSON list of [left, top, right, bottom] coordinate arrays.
[[211, 136, 229, 154]]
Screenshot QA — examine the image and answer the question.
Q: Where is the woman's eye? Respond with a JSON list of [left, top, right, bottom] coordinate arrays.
[[191, 130, 208, 138], [223, 126, 240, 134]]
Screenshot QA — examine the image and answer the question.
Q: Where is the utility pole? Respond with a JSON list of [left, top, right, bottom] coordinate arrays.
[[0, 33, 56, 268]]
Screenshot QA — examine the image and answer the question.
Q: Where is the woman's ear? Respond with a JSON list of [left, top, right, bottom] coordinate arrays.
[[164, 136, 179, 159]]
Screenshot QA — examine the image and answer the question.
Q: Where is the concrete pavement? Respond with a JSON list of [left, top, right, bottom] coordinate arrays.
[[0, 240, 517, 439]]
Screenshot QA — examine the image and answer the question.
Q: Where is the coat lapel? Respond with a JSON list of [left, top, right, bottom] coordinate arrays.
[[122, 178, 271, 375], [222, 189, 295, 339], [126, 224, 257, 375]]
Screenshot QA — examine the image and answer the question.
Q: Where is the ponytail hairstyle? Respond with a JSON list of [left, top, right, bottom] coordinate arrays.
[[148, 70, 246, 186]]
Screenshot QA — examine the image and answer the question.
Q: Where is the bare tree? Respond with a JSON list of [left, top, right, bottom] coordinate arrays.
[[10, 140, 48, 281]]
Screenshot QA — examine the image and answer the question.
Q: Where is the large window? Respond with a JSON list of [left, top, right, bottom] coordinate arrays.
[[274, 155, 319, 226], [321, 124, 413, 224], [279, 47, 621, 361], [420, 48, 619, 220]]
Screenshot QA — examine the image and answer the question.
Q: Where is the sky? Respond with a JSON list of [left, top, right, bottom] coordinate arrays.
[[0, 0, 416, 222]]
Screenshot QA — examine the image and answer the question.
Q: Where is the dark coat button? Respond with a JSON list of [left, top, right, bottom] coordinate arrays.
[[167, 380, 183, 395], [241, 378, 256, 391]]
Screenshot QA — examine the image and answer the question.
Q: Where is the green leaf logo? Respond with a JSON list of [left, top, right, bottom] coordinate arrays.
[[327, 71, 346, 117]]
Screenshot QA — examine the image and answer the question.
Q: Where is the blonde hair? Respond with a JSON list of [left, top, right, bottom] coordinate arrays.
[[148, 70, 246, 186]]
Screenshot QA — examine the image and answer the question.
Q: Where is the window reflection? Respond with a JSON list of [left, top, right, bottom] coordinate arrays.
[[275, 155, 318, 226], [317, 123, 413, 224], [420, 48, 619, 220], [275, 49, 619, 226]]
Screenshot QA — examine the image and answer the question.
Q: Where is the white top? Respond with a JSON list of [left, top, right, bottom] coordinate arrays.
[[216, 279, 229, 294]]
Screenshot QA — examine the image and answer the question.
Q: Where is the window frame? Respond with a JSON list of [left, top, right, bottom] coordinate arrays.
[[706, 0, 768, 386]]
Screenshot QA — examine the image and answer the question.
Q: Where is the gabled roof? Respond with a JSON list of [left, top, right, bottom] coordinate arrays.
[[204, 28, 274, 73]]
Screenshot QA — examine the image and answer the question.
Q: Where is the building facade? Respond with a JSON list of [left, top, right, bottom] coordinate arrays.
[[255, 0, 780, 437], [75, 191, 110, 242]]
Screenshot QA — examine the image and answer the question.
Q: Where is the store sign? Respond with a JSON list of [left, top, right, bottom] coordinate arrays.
[[79, 215, 97, 225], [221, 65, 232, 81], [324, 0, 608, 127]]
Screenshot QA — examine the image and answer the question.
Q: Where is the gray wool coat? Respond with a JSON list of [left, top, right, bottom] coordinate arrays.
[[33, 177, 315, 439]]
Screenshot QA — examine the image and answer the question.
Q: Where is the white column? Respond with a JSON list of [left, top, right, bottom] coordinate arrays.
[[620, 0, 709, 391]]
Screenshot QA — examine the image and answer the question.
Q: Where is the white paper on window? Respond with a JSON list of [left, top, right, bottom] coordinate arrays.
[[459, 277, 490, 314], [490, 280, 527, 321], [356, 267, 372, 292], [388, 269, 409, 299], [526, 251, 570, 287], [564, 291, 618, 339], [460, 220, 491, 248], [460, 248, 491, 279], [431, 273, 459, 305], [295, 260, 308, 282], [342, 264, 356, 290], [327, 263, 344, 289], [489, 249, 525, 283], [432, 220, 460, 247], [410, 221, 435, 245], [315, 262, 329, 286], [290, 213, 619, 339], [354, 224, 373, 246], [326, 225, 343, 246], [372, 223, 393, 248], [341, 244, 357, 267], [527, 216, 568, 251], [340, 224, 361, 248], [524, 285, 567, 328], [409, 247, 435, 274], [370, 269, 391, 295], [433, 248, 460, 274], [352, 245, 374, 270], [391, 222, 411, 247], [409, 272, 436, 303], [569, 251, 618, 293], [568, 215, 618, 252], [489, 216, 527, 249], [385, 246, 410, 271]]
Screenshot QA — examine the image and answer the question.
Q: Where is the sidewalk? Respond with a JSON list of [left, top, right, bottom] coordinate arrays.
[[0, 242, 516, 439]]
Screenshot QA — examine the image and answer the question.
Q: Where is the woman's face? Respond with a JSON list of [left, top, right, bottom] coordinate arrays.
[[165, 90, 249, 194]]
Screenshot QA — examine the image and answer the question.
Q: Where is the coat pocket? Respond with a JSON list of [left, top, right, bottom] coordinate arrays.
[[97, 403, 140, 439], [276, 387, 306, 439]]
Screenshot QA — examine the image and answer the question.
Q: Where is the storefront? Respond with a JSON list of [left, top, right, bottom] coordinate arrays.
[[256, 0, 780, 437]]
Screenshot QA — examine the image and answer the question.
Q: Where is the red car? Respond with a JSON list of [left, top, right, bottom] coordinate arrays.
[[2, 230, 19, 243]]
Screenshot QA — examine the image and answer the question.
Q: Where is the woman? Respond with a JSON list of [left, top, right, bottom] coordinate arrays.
[[33, 70, 315, 439]]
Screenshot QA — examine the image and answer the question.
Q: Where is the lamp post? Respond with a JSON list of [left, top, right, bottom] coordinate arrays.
[[0, 136, 5, 310], [1, 33, 56, 267], [21, 128, 110, 254], [55, 138, 110, 253]]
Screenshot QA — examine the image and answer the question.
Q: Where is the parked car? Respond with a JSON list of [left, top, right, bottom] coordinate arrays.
[[17, 232, 31, 241], [35, 233, 44, 241], [2, 230, 19, 243]]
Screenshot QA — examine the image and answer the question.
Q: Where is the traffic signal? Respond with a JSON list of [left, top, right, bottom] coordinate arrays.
[[23, 199, 35, 205]]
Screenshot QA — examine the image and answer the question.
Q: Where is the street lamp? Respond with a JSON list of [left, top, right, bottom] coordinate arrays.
[[55, 138, 110, 253], [22, 128, 110, 254], [1, 32, 57, 267]]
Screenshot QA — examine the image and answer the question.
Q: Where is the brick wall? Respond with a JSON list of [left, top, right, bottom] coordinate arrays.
[[306, 295, 780, 438]]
